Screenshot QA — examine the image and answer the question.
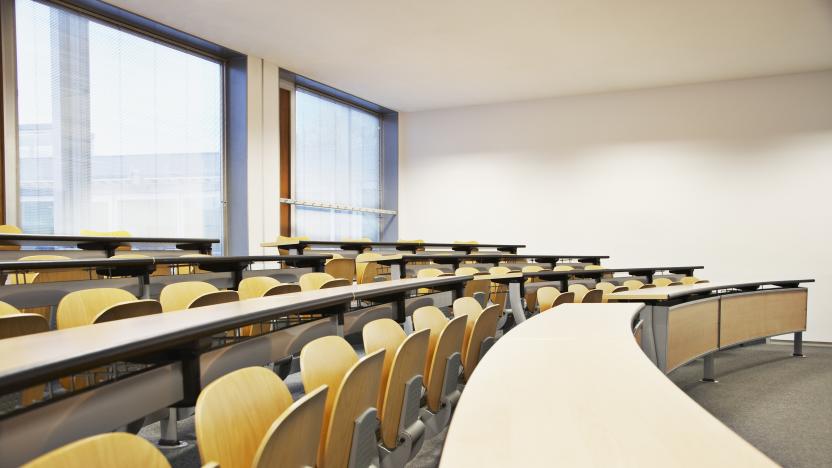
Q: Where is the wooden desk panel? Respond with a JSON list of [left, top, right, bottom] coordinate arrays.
[[720, 289, 807, 348], [665, 299, 719, 372]]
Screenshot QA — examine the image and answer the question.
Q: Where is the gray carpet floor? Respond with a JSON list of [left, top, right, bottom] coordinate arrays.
[[141, 342, 832, 468]]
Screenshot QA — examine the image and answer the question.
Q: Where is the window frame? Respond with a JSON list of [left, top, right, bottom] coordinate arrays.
[[279, 70, 399, 241], [0, 0, 243, 251]]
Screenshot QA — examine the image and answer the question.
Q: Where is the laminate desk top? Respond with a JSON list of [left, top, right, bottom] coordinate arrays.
[[440, 303, 774, 467], [0, 255, 331, 277], [524, 265, 704, 279], [0, 275, 470, 393], [0, 233, 218, 254], [607, 279, 815, 302], [364, 253, 609, 265], [260, 239, 526, 254]]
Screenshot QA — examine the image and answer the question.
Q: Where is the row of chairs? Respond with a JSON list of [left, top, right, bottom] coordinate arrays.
[[537, 276, 709, 312], [22, 297, 499, 468]]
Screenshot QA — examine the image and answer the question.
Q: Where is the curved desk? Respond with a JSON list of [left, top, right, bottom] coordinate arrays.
[[441, 304, 774, 467]]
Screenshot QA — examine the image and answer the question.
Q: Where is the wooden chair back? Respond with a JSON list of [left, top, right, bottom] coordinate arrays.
[[195, 366, 294, 468], [301, 336, 385, 468], [0, 300, 21, 316], [23, 433, 170, 468], [325, 258, 355, 282], [568, 284, 591, 303], [189, 290, 239, 309], [160, 281, 217, 312], [0, 224, 22, 251], [355, 252, 385, 284], [552, 265, 574, 272], [7, 255, 87, 285], [94, 300, 162, 324], [623, 279, 646, 291], [581, 289, 604, 303], [489, 266, 512, 275], [452, 297, 494, 367], [537, 286, 574, 312], [239, 276, 281, 300], [0, 313, 48, 340], [363, 320, 430, 449], [239, 277, 301, 300], [681, 276, 708, 285], [462, 304, 500, 381], [300, 272, 351, 291], [413, 307, 466, 413], [252, 385, 329, 468], [596, 282, 628, 302], [57, 288, 139, 329], [80, 229, 132, 251], [652, 277, 674, 287]]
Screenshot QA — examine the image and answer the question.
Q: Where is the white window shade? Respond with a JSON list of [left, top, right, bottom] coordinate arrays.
[[15, 0, 224, 250], [293, 88, 383, 241]]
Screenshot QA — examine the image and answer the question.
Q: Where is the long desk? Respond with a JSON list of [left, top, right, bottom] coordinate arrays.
[[261, 239, 526, 254], [0, 255, 331, 312], [607, 280, 814, 375], [0, 233, 218, 257], [372, 253, 610, 279], [524, 265, 704, 291], [440, 303, 775, 467], [0, 275, 470, 466]]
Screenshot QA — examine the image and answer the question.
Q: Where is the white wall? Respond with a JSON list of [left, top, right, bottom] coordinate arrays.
[[399, 70, 832, 342]]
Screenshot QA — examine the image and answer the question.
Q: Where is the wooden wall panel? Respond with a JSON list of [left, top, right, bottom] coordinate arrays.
[[665, 299, 719, 372], [279, 87, 291, 236], [720, 289, 807, 348]]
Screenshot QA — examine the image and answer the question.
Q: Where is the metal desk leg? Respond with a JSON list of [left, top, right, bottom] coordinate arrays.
[[701, 354, 718, 383], [391, 264, 402, 280], [793, 332, 805, 357], [508, 282, 525, 325], [139, 274, 151, 299]]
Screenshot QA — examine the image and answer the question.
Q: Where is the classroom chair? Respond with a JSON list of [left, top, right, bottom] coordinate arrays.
[[301, 336, 386, 468], [159, 281, 239, 312], [623, 279, 656, 291], [57, 288, 161, 329], [412, 306, 466, 438], [681, 276, 709, 285], [22, 433, 171, 468], [325, 257, 356, 282], [237, 277, 302, 336], [80, 229, 132, 251], [455, 266, 491, 307], [238, 276, 301, 300], [195, 366, 328, 468], [363, 319, 430, 467], [595, 282, 628, 302], [355, 252, 389, 284], [299, 272, 351, 291], [451, 297, 500, 381], [276, 235, 310, 255], [0, 301, 49, 405], [0, 224, 22, 251], [537, 287, 575, 312]]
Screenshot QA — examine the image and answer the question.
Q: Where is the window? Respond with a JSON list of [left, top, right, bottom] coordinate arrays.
[[14, 0, 224, 249], [291, 88, 383, 241]]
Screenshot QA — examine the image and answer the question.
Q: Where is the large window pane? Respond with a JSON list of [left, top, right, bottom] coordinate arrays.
[[15, 0, 224, 250], [294, 88, 381, 241]]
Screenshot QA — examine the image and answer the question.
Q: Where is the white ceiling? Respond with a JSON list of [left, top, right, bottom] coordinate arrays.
[[105, 0, 832, 112]]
